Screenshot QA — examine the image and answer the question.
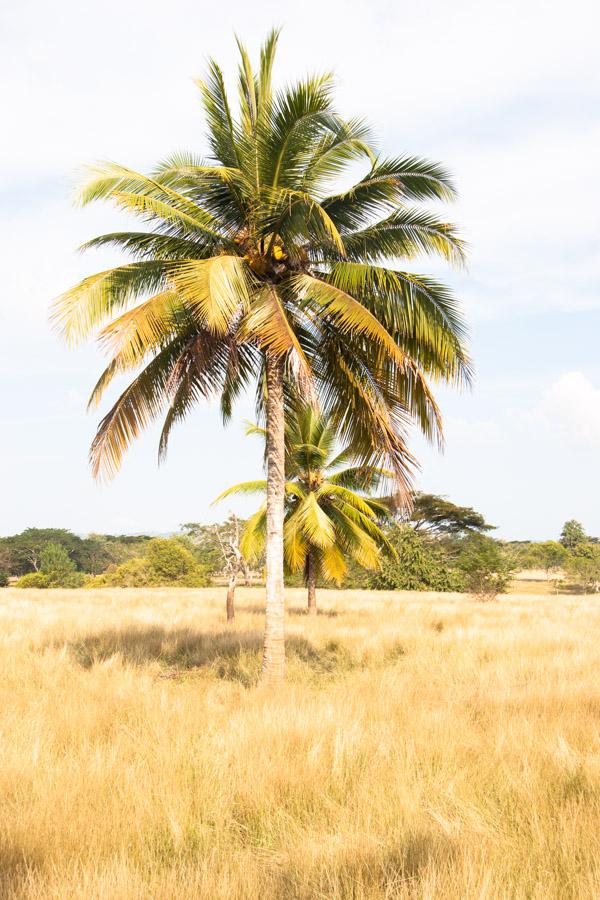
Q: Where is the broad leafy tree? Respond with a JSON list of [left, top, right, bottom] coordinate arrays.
[[409, 493, 494, 536], [216, 405, 394, 614], [53, 31, 469, 683], [560, 520, 588, 554]]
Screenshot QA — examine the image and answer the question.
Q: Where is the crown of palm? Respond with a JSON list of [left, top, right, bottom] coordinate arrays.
[[53, 29, 470, 491], [215, 405, 396, 584]]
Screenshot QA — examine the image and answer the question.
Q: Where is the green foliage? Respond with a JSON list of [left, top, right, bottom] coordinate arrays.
[[530, 541, 569, 575], [410, 493, 494, 536], [456, 535, 514, 600], [16, 572, 50, 589], [37, 542, 89, 588], [566, 546, 600, 593], [0, 571, 9, 587], [146, 538, 198, 580], [2, 528, 81, 576], [560, 520, 588, 553], [368, 526, 463, 591], [91, 538, 210, 588], [0, 529, 157, 578], [41, 542, 75, 578], [92, 558, 153, 588]]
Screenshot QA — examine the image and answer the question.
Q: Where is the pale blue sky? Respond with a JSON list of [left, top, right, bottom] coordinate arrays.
[[1, 0, 599, 540]]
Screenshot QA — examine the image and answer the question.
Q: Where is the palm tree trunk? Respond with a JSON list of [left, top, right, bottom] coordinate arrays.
[[307, 549, 317, 616], [226, 571, 236, 623], [260, 354, 286, 685]]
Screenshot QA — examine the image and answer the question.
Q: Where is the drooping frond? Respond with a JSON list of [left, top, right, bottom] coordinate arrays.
[[97, 291, 184, 367], [89, 337, 190, 479], [240, 505, 267, 560], [172, 255, 253, 334], [52, 262, 170, 344], [323, 262, 471, 385], [238, 285, 314, 395]]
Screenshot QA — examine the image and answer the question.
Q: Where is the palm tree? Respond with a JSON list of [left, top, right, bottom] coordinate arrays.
[[53, 30, 470, 684], [215, 405, 395, 614]]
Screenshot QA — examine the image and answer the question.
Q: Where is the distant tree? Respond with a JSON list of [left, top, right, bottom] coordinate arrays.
[[181, 521, 242, 575], [93, 538, 209, 588], [456, 535, 514, 601], [40, 543, 76, 580], [39, 543, 86, 587], [0, 540, 14, 575], [566, 546, 600, 593], [532, 541, 569, 582], [409, 493, 494, 536], [217, 406, 394, 615], [7, 528, 81, 574], [146, 539, 199, 581], [560, 520, 588, 553], [368, 526, 462, 592]]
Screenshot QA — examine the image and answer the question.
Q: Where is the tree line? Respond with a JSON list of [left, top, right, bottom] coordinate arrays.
[[4, 503, 596, 602]]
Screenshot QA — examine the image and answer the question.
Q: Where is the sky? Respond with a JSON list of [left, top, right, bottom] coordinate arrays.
[[1, 0, 599, 540]]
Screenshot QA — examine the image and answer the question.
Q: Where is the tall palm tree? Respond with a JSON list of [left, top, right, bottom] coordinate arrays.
[[215, 405, 395, 614], [53, 30, 470, 684]]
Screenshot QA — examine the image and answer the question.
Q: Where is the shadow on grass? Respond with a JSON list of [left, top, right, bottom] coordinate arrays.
[[242, 603, 339, 618], [271, 830, 457, 896], [59, 626, 362, 686], [0, 846, 42, 898]]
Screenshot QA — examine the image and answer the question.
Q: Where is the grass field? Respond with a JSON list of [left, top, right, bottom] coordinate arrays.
[[2, 586, 600, 898]]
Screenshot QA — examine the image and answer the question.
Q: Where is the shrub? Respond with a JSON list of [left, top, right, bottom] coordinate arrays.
[[146, 539, 198, 580], [41, 542, 76, 580], [456, 535, 514, 601], [16, 572, 50, 589], [368, 526, 464, 592], [49, 572, 87, 589], [92, 541, 210, 588], [566, 547, 600, 593], [0, 571, 8, 587], [95, 558, 153, 588]]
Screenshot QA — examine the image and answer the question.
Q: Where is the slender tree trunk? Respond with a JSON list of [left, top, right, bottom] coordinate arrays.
[[226, 571, 236, 623], [307, 549, 317, 616], [260, 354, 286, 686]]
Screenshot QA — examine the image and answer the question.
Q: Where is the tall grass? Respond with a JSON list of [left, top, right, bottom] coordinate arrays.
[[1, 586, 600, 898]]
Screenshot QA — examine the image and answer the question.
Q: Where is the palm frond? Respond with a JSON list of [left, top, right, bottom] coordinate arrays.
[[173, 255, 253, 334], [52, 262, 169, 344]]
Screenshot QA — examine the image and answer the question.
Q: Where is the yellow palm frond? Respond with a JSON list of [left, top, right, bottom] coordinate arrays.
[[238, 286, 314, 395], [173, 256, 252, 334], [320, 543, 347, 584], [97, 291, 182, 367]]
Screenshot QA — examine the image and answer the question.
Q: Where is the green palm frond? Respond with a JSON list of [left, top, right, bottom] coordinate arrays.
[[240, 505, 267, 560], [213, 480, 268, 502], [339, 208, 466, 268]]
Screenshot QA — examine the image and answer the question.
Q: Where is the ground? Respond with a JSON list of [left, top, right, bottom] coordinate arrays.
[[2, 586, 600, 899]]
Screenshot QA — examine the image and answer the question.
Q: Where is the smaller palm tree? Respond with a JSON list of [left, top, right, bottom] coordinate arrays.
[[215, 405, 394, 614]]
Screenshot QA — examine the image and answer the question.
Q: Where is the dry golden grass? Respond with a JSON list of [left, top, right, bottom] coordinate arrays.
[[2, 585, 600, 898]]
